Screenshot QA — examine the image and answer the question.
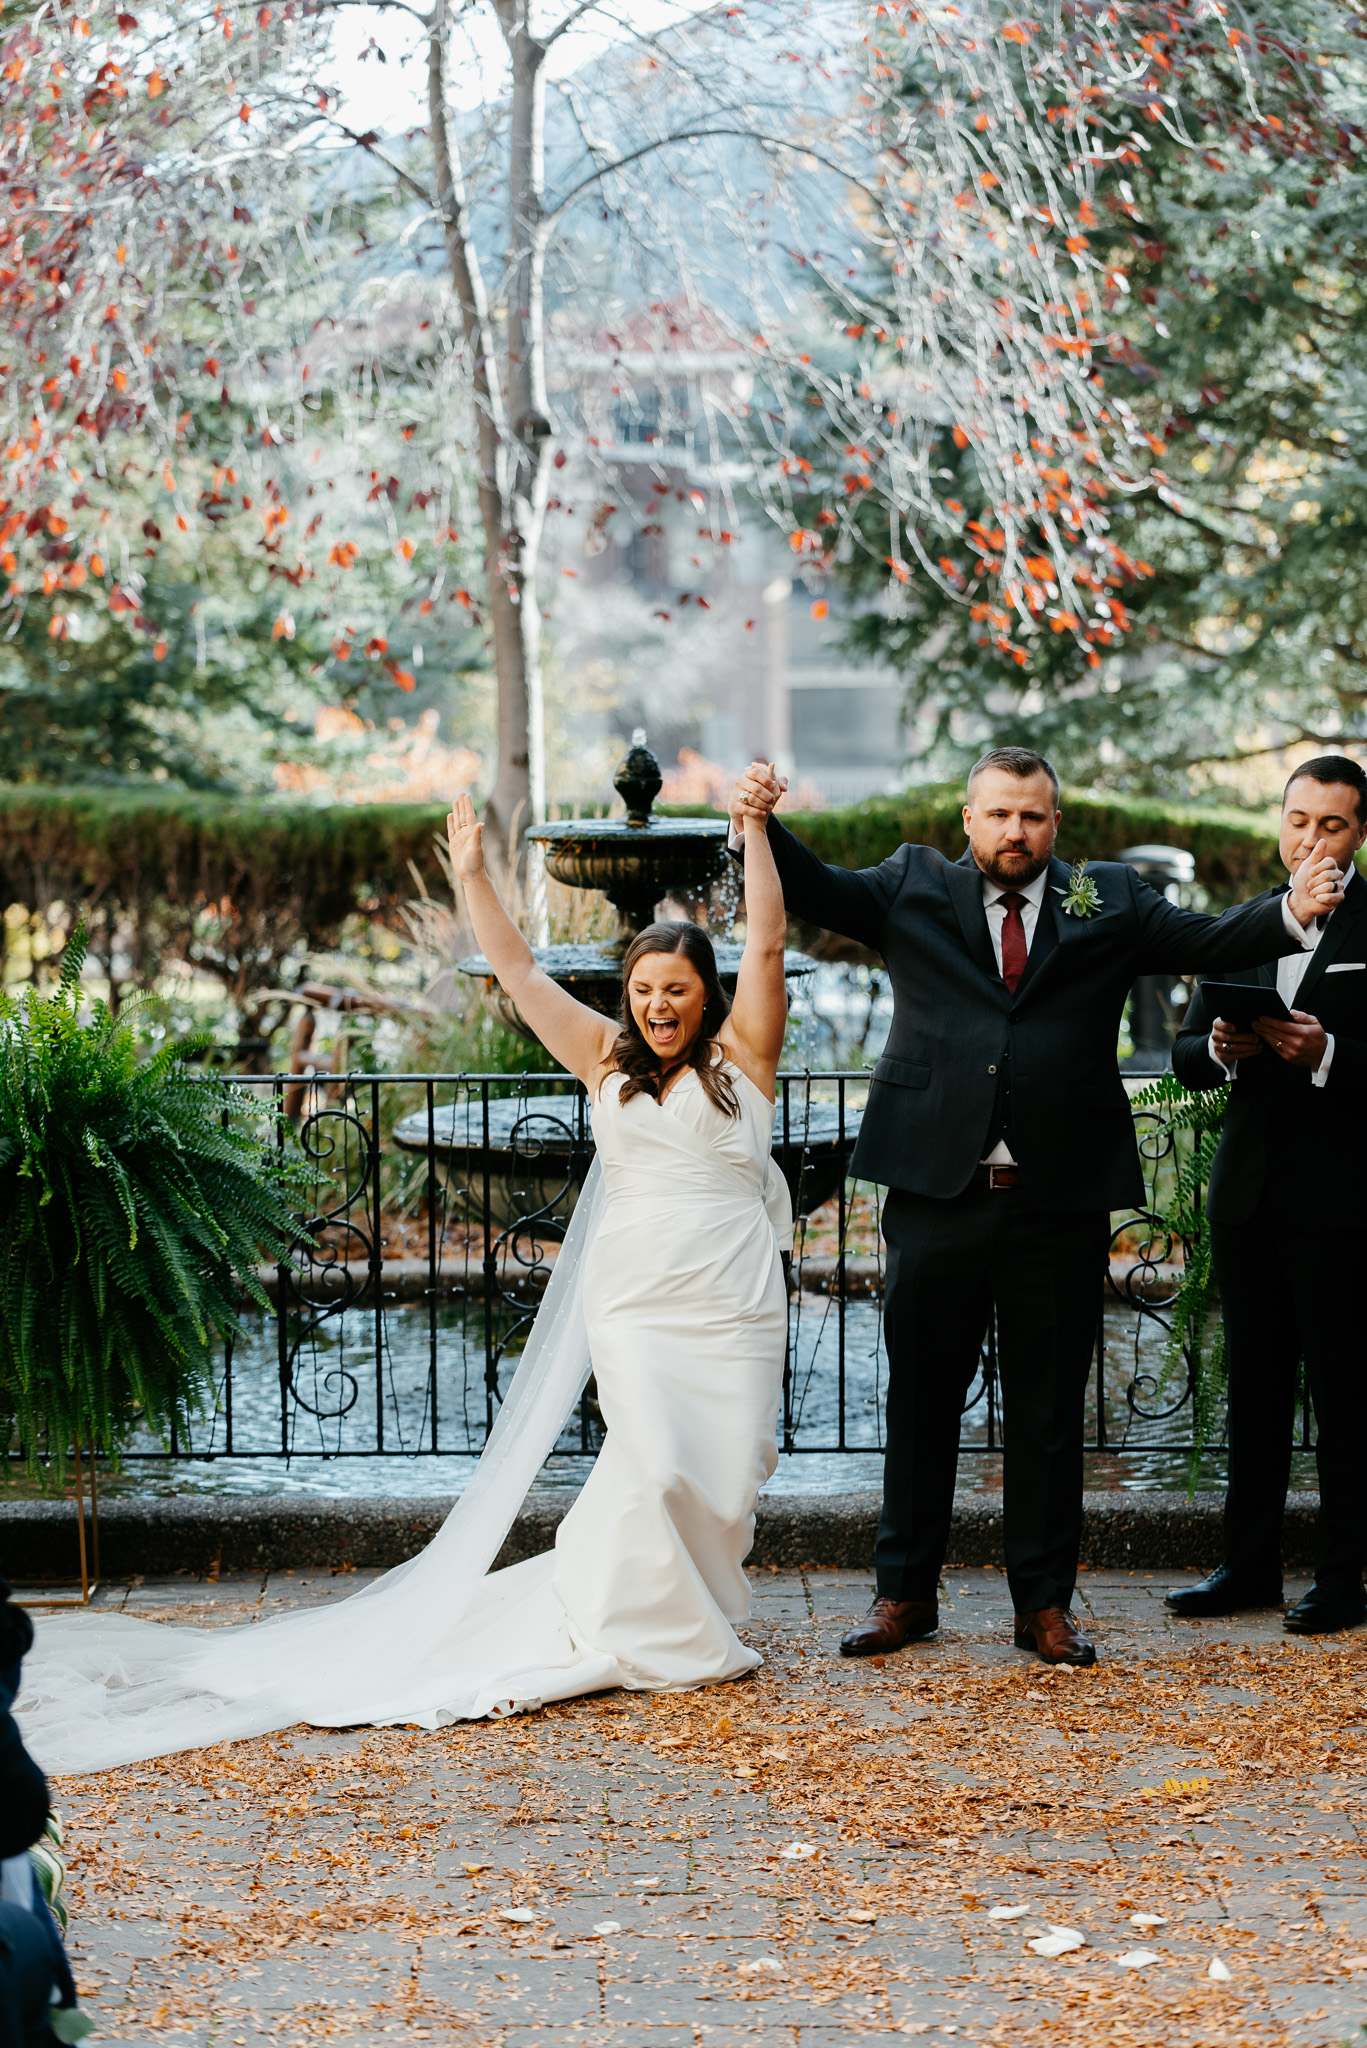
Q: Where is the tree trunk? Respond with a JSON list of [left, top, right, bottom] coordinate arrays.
[[496, 0, 550, 938], [426, 0, 543, 904]]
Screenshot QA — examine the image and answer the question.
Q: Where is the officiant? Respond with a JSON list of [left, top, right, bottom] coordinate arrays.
[[1165, 756, 1367, 1636], [732, 748, 1342, 1667]]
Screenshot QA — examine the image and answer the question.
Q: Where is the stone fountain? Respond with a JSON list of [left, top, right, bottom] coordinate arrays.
[[457, 733, 799, 1031], [393, 737, 861, 1227]]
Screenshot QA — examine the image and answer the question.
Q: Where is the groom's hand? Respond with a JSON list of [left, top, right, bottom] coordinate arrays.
[[730, 761, 786, 839], [1287, 837, 1345, 926]]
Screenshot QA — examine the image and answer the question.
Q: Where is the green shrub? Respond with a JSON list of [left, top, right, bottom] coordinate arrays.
[[0, 927, 302, 1485], [0, 785, 449, 1020]]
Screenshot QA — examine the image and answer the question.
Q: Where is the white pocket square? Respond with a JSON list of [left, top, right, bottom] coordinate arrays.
[[1325, 962, 1365, 973]]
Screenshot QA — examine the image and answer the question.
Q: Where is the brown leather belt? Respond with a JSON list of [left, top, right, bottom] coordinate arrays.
[[973, 1163, 1022, 1190]]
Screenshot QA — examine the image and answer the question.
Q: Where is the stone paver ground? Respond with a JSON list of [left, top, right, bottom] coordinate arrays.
[[25, 1564, 1367, 2047]]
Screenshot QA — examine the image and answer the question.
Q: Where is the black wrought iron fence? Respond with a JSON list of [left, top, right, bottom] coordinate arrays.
[[73, 1067, 1303, 1482]]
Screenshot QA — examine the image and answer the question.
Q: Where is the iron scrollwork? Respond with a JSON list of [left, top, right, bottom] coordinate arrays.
[[277, 1100, 374, 1433]]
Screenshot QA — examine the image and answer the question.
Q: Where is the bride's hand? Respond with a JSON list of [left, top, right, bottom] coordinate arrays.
[[447, 792, 486, 882]]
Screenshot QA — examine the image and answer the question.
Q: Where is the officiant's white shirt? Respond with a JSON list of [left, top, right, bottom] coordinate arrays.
[[1210, 898, 1333, 1086]]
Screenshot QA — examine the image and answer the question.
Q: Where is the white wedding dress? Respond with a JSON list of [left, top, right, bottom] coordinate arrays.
[[19, 1061, 791, 1776]]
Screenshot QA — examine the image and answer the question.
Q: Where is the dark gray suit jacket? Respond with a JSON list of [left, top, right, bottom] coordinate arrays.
[[763, 819, 1300, 1211], [1171, 872, 1367, 1228]]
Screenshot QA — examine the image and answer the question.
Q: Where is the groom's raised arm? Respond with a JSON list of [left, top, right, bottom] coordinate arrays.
[[1130, 878, 1304, 976], [755, 813, 906, 953]]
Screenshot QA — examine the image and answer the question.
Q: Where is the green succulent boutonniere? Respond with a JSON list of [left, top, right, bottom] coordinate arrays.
[[1057, 860, 1103, 919]]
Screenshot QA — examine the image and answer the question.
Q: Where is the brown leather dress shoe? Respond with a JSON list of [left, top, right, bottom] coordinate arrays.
[[839, 1596, 939, 1657], [1013, 1606, 1096, 1668]]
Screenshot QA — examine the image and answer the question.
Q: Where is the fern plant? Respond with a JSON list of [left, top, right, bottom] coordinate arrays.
[[1131, 1069, 1230, 1488], [0, 925, 301, 1486]]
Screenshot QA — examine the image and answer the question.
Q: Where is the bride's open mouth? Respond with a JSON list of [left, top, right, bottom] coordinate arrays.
[[648, 1016, 681, 1047]]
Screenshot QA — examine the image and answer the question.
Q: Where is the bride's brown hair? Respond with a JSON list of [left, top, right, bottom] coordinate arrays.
[[609, 922, 740, 1118]]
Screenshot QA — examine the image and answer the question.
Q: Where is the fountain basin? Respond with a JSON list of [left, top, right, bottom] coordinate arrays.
[[393, 1091, 863, 1233], [529, 815, 730, 933]]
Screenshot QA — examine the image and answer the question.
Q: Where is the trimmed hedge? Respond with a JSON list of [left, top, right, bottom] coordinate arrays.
[[0, 787, 449, 1011]]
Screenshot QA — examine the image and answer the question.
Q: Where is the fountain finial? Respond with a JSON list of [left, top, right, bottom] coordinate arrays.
[[613, 733, 662, 827]]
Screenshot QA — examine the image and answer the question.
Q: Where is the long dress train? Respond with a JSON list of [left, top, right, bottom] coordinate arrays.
[[17, 1062, 790, 1775]]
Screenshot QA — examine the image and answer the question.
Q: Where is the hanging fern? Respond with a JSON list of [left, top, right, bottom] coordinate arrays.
[[0, 923, 302, 1485], [1131, 1070, 1230, 1490]]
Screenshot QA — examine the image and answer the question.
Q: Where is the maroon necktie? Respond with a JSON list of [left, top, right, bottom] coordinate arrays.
[[998, 892, 1027, 994]]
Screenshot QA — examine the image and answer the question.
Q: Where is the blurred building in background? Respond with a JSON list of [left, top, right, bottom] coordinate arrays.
[[548, 303, 912, 806]]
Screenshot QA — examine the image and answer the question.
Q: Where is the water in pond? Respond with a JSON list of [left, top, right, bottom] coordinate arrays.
[[37, 1294, 1319, 1502]]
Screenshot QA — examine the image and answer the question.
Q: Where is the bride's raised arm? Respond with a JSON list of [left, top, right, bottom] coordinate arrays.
[[447, 794, 619, 1087], [719, 786, 789, 1101]]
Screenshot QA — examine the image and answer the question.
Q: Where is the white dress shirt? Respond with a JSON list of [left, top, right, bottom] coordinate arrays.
[[980, 867, 1051, 1164], [1209, 899, 1335, 1086]]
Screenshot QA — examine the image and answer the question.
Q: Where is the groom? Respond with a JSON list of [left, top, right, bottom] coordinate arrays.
[[732, 747, 1341, 1666]]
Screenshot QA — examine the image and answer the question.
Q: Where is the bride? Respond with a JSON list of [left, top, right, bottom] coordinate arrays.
[[19, 784, 792, 1774]]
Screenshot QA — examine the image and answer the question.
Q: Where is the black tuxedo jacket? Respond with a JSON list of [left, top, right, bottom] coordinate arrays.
[[1171, 872, 1367, 1229], [764, 818, 1300, 1211]]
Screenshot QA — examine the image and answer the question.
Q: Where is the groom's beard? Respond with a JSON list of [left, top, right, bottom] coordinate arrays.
[[973, 845, 1054, 888]]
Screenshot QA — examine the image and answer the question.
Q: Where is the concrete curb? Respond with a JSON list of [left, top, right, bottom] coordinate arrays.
[[1, 1487, 1321, 1580]]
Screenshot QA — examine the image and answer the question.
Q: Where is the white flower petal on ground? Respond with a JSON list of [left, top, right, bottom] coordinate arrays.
[[779, 1842, 819, 1860], [847, 1910, 877, 1924], [591, 1920, 621, 1936], [1208, 1957, 1233, 1982], [1130, 1912, 1168, 1928], [738, 1956, 785, 1978], [988, 1905, 1029, 1921], [1116, 1949, 1162, 1969], [1027, 1927, 1086, 1957], [496, 1907, 536, 1924]]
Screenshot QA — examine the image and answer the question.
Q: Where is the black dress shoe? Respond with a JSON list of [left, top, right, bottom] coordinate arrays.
[[1164, 1565, 1283, 1617], [1284, 1582, 1367, 1635]]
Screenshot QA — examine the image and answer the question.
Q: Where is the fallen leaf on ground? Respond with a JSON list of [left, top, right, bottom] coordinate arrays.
[[738, 1956, 784, 1978]]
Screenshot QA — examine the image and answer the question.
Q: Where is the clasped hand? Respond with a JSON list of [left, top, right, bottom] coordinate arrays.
[[1212, 1009, 1327, 1069], [730, 760, 788, 835]]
